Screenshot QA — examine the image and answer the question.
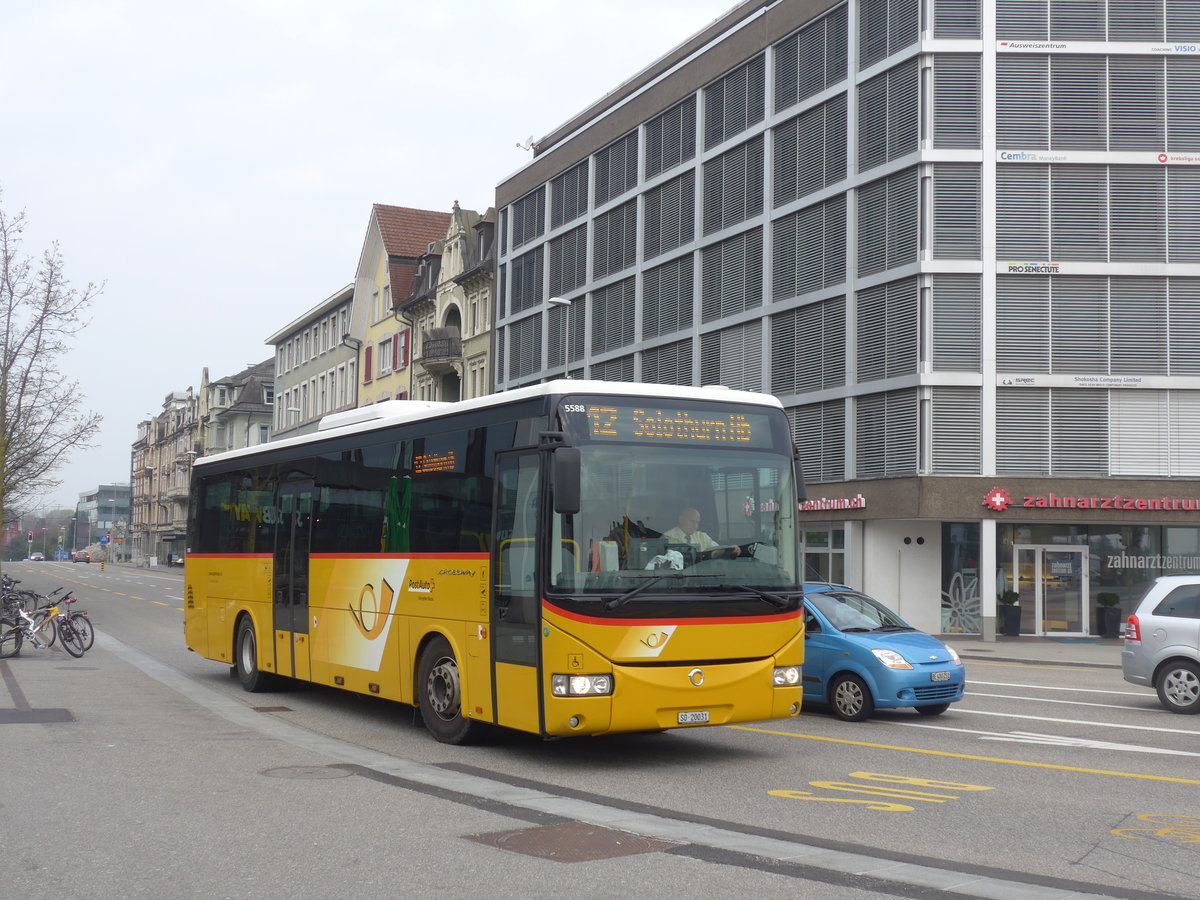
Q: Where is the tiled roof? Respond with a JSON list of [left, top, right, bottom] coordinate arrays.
[[373, 204, 452, 258]]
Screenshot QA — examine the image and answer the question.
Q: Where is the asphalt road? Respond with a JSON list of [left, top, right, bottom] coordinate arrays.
[[2, 561, 1197, 899]]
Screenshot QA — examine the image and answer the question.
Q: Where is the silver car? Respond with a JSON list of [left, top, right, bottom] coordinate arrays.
[[1122, 575, 1200, 714]]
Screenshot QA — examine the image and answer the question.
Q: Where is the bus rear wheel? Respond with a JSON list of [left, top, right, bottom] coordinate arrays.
[[235, 617, 277, 693], [417, 636, 488, 745]]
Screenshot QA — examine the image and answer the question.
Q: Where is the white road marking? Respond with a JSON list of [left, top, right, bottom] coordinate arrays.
[[885, 720, 1200, 757], [969, 680, 1146, 698], [967, 690, 1148, 711], [892, 707, 1200, 737]]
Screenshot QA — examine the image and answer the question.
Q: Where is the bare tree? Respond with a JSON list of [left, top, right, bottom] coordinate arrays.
[[0, 188, 103, 555]]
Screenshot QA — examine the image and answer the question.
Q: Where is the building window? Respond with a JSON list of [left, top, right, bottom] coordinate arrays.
[[379, 337, 394, 375]]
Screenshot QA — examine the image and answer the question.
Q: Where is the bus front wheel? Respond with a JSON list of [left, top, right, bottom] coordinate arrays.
[[417, 636, 488, 745], [236, 617, 277, 693]]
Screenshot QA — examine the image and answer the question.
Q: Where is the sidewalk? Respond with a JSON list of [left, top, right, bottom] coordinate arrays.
[[940, 634, 1124, 668]]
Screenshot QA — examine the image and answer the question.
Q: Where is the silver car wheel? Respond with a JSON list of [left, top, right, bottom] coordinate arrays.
[[1157, 662, 1200, 714]]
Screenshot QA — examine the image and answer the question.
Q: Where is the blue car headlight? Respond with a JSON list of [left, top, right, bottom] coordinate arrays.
[[871, 648, 913, 670]]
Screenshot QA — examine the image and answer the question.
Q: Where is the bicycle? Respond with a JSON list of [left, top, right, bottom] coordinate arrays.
[[0, 591, 82, 658], [55, 595, 92, 655]]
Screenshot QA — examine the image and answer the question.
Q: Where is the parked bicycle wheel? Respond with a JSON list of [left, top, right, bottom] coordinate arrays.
[[0, 617, 22, 658], [29, 616, 56, 649], [68, 613, 94, 651], [56, 619, 86, 657]]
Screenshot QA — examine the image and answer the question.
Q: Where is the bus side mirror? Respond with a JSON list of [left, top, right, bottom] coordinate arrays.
[[793, 444, 807, 503], [553, 447, 581, 515]]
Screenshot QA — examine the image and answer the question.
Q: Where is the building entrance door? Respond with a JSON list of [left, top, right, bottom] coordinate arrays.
[[1013, 545, 1089, 636]]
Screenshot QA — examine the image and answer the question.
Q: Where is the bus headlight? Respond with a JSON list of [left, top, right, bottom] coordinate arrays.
[[551, 674, 613, 696], [772, 665, 801, 686]]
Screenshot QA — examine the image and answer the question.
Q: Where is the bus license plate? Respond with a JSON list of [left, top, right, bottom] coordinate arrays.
[[677, 710, 710, 725], [931, 671, 950, 682]]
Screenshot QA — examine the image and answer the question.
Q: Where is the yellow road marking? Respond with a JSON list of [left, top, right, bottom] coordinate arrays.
[[151, 601, 172, 607], [731, 725, 1200, 785]]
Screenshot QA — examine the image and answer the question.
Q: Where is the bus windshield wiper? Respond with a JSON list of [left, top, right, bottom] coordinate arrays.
[[604, 572, 709, 610], [726, 584, 793, 610]]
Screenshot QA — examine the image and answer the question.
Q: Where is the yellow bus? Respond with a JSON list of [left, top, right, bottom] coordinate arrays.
[[184, 380, 806, 743]]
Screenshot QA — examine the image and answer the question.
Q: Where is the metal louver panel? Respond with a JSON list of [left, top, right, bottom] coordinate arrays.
[[1051, 277, 1108, 373], [933, 55, 980, 149], [704, 55, 765, 149], [1051, 166, 1107, 260], [642, 254, 694, 339], [857, 168, 919, 276], [1111, 278, 1168, 375], [857, 58, 919, 173], [1110, 0, 1164, 40], [770, 296, 846, 395], [788, 400, 846, 483], [931, 387, 981, 475], [997, 166, 1049, 258], [700, 229, 764, 323], [856, 389, 918, 478], [997, 56, 1048, 149], [1169, 278, 1200, 375], [641, 339, 693, 386], [1169, 169, 1200, 263], [1110, 167, 1166, 262], [548, 226, 587, 298], [774, 94, 847, 207], [704, 136, 764, 235], [996, 388, 1049, 475], [932, 164, 981, 259], [997, 0, 1047, 40], [1050, 389, 1108, 476], [590, 355, 635, 383], [772, 195, 846, 301], [931, 275, 981, 372], [591, 277, 636, 355], [700, 321, 762, 392], [1050, 0, 1105, 41], [497, 263, 507, 318], [592, 200, 637, 280], [1168, 1, 1200, 41], [509, 248, 543, 315], [774, 6, 848, 112], [551, 162, 589, 230], [1167, 59, 1200, 153], [1051, 56, 1106, 151], [645, 96, 697, 179], [594, 131, 639, 208], [1110, 58, 1165, 151], [857, 278, 918, 383], [510, 188, 545, 250], [644, 171, 695, 261], [933, 0, 981, 38], [507, 314, 541, 381], [1169, 391, 1200, 475], [1111, 390, 1171, 476]]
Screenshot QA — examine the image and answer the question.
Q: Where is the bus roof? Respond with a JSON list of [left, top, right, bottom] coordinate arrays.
[[192, 379, 784, 469]]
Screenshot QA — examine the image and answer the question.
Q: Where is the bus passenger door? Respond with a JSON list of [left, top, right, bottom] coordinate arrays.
[[491, 452, 541, 734], [273, 481, 313, 680]]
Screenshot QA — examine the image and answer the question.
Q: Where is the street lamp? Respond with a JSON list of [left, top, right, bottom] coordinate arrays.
[[69, 516, 77, 556], [548, 297, 572, 375]]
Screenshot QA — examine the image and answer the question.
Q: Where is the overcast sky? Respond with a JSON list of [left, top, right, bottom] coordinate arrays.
[[1, 0, 736, 514]]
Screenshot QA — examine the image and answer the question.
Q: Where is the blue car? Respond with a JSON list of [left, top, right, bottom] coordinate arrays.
[[803, 583, 965, 721]]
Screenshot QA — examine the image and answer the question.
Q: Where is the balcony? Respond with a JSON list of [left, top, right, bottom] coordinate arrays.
[[419, 336, 462, 375]]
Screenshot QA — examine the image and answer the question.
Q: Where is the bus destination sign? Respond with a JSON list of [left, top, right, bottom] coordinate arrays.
[[562, 399, 775, 448]]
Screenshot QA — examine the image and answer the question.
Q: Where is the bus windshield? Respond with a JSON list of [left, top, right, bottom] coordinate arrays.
[[550, 442, 800, 595]]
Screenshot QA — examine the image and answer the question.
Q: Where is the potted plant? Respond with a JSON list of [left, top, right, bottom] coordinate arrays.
[[1096, 592, 1122, 639], [998, 590, 1022, 636]]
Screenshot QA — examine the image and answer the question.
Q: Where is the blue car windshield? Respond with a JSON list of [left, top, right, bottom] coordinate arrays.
[[807, 590, 912, 631]]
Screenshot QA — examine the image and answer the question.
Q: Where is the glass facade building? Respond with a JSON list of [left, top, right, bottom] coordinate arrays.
[[494, 0, 1200, 640]]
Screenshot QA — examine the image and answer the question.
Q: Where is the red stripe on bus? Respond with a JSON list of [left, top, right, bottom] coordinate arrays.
[[542, 599, 801, 626]]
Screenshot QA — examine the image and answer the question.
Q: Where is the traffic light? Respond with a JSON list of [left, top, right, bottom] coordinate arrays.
[[27, 531, 33, 540]]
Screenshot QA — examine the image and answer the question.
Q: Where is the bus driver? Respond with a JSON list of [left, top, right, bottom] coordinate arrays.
[[661, 507, 740, 558]]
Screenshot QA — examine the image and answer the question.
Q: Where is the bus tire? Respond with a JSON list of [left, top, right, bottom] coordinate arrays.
[[235, 617, 277, 693], [417, 636, 488, 745]]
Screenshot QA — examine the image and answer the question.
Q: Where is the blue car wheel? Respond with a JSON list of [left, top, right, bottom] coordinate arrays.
[[830, 673, 874, 722]]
